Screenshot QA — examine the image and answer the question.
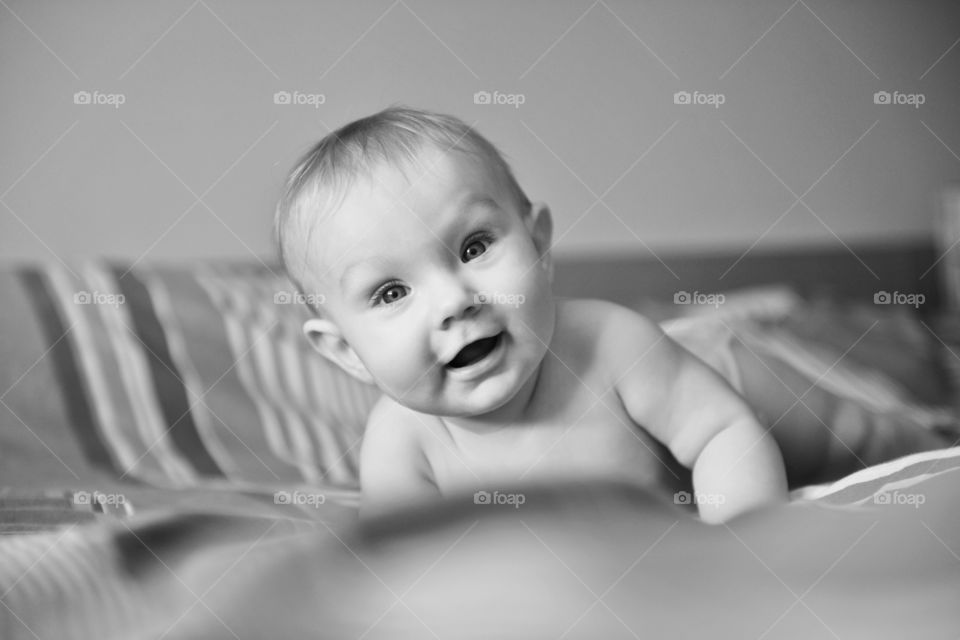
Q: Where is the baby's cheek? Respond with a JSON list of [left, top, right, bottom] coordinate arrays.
[[489, 253, 544, 299], [375, 334, 435, 391], [514, 265, 551, 311]]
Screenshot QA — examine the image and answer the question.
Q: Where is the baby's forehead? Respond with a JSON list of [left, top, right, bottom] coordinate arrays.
[[371, 144, 507, 196], [335, 146, 508, 225], [297, 141, 522, 284]]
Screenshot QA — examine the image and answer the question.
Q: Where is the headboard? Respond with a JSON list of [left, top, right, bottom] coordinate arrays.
[[554, 240, 945, 317]]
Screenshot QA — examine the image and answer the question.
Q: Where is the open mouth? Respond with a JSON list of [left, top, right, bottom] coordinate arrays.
[[447, 333, 504, 369]]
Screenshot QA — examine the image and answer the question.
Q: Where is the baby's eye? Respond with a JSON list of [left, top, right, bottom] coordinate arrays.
[[372, 282, 408, 306], [461, 233, 493, 262]]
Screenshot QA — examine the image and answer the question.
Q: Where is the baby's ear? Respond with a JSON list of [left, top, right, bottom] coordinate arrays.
[[302, 318, 376, 386], [527, 201, 554, 283]]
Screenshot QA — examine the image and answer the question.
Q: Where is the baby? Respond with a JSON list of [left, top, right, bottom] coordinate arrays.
[[274, 106, 945, 523]]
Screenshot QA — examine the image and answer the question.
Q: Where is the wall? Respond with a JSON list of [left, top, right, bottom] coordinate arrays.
[[2, 0, 959, 267]]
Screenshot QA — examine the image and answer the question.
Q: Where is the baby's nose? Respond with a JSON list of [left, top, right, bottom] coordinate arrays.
[[435, 279, 480, 330]]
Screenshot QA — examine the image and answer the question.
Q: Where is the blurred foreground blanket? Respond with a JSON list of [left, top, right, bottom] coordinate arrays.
[[2, 446, 959, 640]]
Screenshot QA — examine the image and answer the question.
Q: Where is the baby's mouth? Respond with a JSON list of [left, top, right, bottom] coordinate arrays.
[[446, 332, 504, 369]]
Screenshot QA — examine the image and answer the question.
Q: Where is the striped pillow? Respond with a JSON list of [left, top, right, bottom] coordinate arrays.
[[2, 261, 379, 490]]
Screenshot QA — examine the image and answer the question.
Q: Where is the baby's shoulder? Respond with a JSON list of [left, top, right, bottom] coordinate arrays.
[[360, 395, 440, 516], [360, 395, 436, 484], [362, 396, 425, 466], [364, 394, 436, 443], [556, 298, 663, 347], [554, 298, 669, 375]]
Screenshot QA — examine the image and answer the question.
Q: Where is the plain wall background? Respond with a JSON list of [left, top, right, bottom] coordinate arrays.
[[2, 0, 959, 268]]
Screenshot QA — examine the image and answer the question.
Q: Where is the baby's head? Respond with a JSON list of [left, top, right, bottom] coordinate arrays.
[[275, 106, 556, 418]]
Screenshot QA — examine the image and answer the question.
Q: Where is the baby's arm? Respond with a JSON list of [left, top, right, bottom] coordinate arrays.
[[359, 397, 439, 519], [609, 306, 787, 523], [665, 357, 788, 523]]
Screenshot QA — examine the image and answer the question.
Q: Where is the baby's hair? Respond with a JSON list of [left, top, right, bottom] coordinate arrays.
[[274, 105, 531, 313]]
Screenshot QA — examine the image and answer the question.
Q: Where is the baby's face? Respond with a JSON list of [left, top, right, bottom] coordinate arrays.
[[305, 146, 555, 417]]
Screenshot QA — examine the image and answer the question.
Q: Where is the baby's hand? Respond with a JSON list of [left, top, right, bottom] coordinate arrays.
[[688, 416, 787, 523]]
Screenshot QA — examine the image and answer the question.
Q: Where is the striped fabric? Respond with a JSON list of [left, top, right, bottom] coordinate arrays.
[[737, 322, 959, 432], [0, 509, 326, 640], [666, 311, 960, 455], [793, 444, 960, 504], [0, 525, 152, 639], [1, 261, 380, 494]]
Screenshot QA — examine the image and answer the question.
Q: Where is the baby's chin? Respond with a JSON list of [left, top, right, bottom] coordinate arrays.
[[379, 363, 527, 419], [436, 365, 542, 418], [390, 382, 519, 419]]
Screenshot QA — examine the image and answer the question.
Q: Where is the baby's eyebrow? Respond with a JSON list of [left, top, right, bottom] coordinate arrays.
[[461, 195, 498, 212], [339, 259, 381, 294]]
